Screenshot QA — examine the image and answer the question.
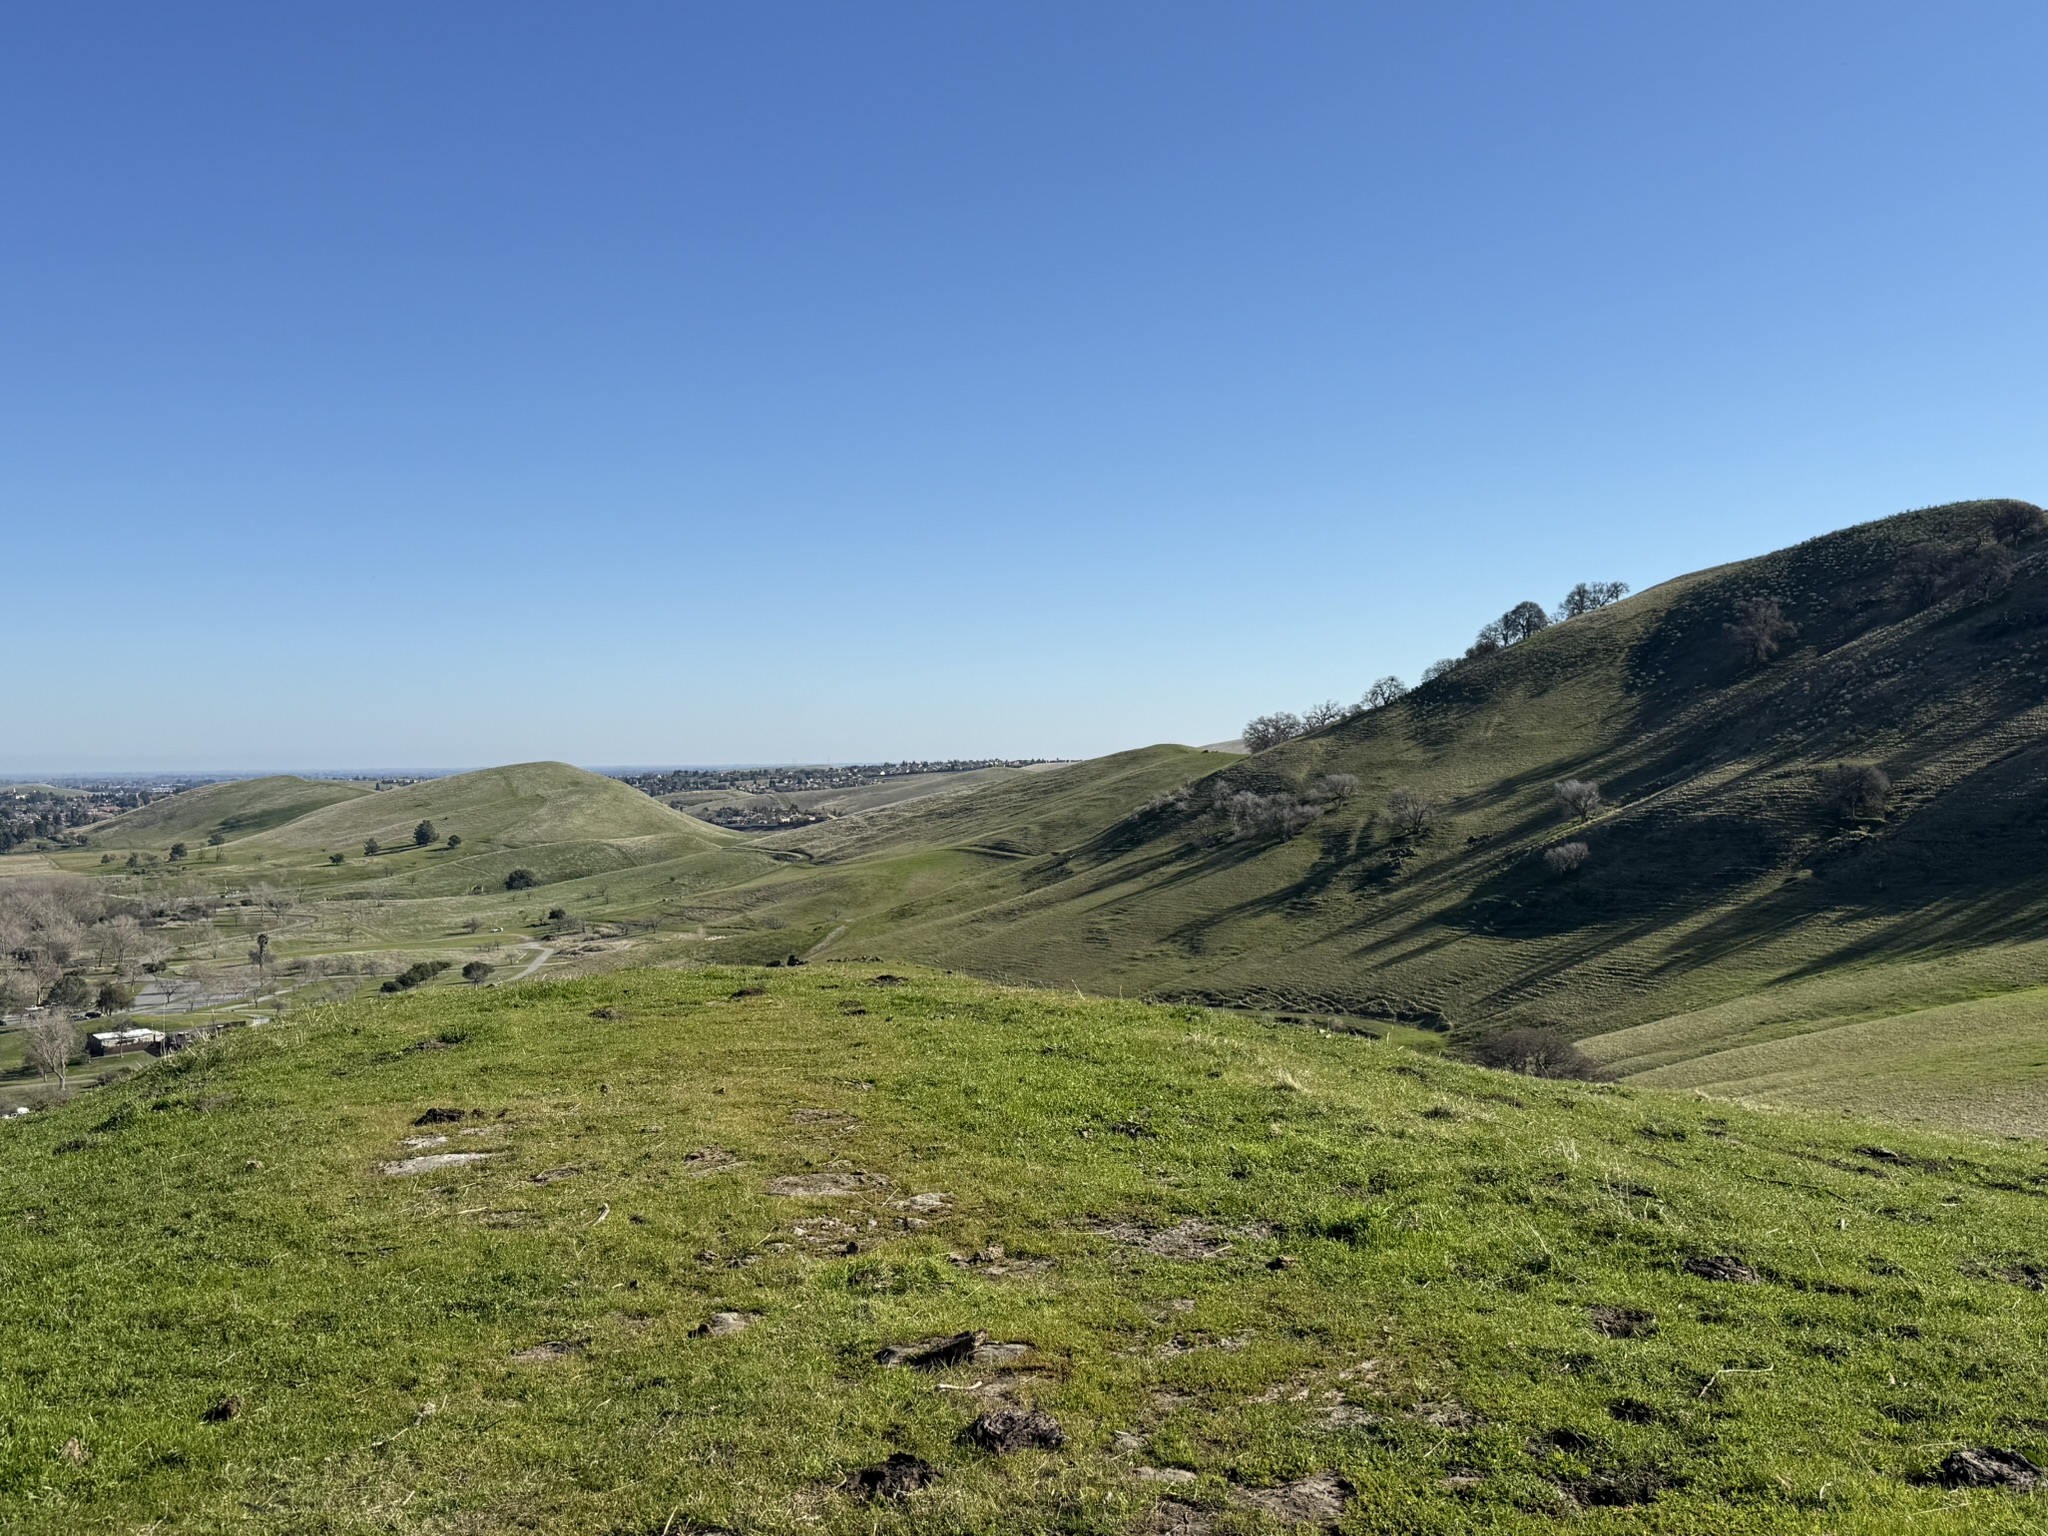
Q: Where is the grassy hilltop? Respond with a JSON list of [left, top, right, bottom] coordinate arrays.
[[90, 776, 371, 846], [4, 965, 2046, 1534]]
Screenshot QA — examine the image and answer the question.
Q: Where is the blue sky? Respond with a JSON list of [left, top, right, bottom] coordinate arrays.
[[6, 2, 2044, 773]]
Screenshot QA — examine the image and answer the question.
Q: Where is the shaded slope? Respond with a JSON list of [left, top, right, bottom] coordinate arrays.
[[89, 775, 372, 847], [2, 965, 2043, 1532], [715, 500, 2048, 1120]]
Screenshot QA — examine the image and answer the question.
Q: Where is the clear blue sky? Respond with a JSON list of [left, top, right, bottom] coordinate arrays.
[[6, 2, 2043, 773]]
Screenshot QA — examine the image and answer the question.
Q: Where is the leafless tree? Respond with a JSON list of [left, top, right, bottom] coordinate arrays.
[[1379, 788, 1442, 836], [1421, 658, 1459, 683], [1242, 712, 1305, 753], [1544, 841, 1590, 874], [1465, 620, 1507, 659], [1310, 774, 1359, 802], [1359, 675, 1408, 709], [1217, 789, 1324, 840], [1956, 543, 2016, 602], [23, 1014, 76, 1090], [1725, 597, 1797, 665], [1301, 700, 1349, 731], [1471, 1026, 1603, 1079], [1555, 580, 1631, 619], [1820, 762, 1890, 819], [0, 971, 36, 1017], [1554, 779, 1602, 821]]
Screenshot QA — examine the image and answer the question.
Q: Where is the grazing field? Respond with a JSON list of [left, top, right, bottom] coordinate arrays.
[[3, 965, 2045, 1533]]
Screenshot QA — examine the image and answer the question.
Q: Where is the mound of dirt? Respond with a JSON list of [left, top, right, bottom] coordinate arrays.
[[846, 1452, 939, 1499], [963, 1409, 1065, 1453]]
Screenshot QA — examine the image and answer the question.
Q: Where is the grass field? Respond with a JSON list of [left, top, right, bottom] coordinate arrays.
[[4, 964, 2046, 1533]]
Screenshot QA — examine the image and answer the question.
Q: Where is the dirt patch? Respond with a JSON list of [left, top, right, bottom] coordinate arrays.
[[379, 1152, 495, 1177], [893, 1191, 951, 1214], [1094, 1219, 1248, 1260], [766, 1171, 889, 1198], [1411, 1401, 1478, 1429], [1683, 1255, 1762, 1284], [400, 1134, 448, 1149], [876, 1330, 983, 1369], [588, 1007, 623, 1020], [846, 1452, 938, 1499], [869, 974, 907, 987], [1559, 1463, 1676, 1508], [963, 1408, 1065, 1453], [730, 987, 767, 999], [683, 1147, 740, 1176], [414, 1107, 479, 1125], [972, 1340, 1033, 1365], [1236, 1471, 1353, 1527], [691, 1311, 758, 1338], [204, 1394, 243, 1422], [945, 1244, 1050, 1277], [1936, 1447, 2040, 1490], [1589, 1304, 1658, 1338], [509, 1340, 584, 1364], [1140, 1500, 1212, 1535], [530, 1166, 582, 1184]]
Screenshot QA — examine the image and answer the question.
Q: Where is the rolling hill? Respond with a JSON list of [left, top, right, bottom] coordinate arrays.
[[670, 499, 2048, 1130], [89, 775, 372, 847], [3, 965, 2043, 1532]]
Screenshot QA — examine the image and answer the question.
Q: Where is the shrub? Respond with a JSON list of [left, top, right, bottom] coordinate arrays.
[[1554, 779, 1602, 821], [1989, 501, 2044, 546], [414, 820, 437, 847], [445, 834, 461, 848], [1310, 773, 1359, 802], [1141, 784, 1194, 815], [462, 960, 494, 985], [329, 852, 345, 864], [546, 907, 567, 921], [363, 839, 380, 857], [1243, 712, 1305, 753], [1359, 675, 1408, 709], [1216, 788, 1323, 840], [94, 981, 136, 1013], [207, 831, 225, 846], [382, 959, 452, 993], [1471, 1027, 1603, 1080], [1555, 580, 1630, 620], [1543, 841, 1590, 874], [1379, 788, 1441, 837], [1820, 762, 1890, 819], [504, 868, 539, 891], [168, 843, 187, 862], [1421, 658, 1459, 683], [1725, 597, 1797, 665]]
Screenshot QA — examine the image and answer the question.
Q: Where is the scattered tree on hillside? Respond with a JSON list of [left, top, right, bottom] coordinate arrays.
[[1820, 762, 1890, 820], [1465, 620, 1506, 660], [1957, 543, 2017, 603], [1360, 676, 1408, 709], [463, 960, 494, 986], [1471, 1026, 1603, 1080], [546, 907, 567, 922], [414, 820, 437, 847], [1990, 501, 2045, 546], [1555, 580, 1630, 620], [445, 833, 461, 848], [250, 932, 272, 977], [1301, 700, 1348, 731], [95, 981, 136, 1013], [23, 1013, 75, 1089], [1725, 597, 1798, 665], [504, 868, 539, 890], [168, 843, 187, 862], [1554, 779, 1602, 822], [1311, 773, 1359, 802], [1216, 787, 1323, 840], [1379, 788, 1442, 837], [1543, 841, 1590, 875], [207, 831, 225, 846], [1500, 601, 1551, 643], [1243, 712, 1305, 753], [1421, 658, 1459, 683], [363, 839, 380, 857], [329, 852, 345, 864]]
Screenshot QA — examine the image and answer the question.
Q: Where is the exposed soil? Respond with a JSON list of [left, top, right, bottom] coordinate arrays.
[[691, 1311, 757, 1338], [876, 1330, 984, 1369], [846, 1452, 939, 1499], [1937, 1446, 2041, 1490], [379, 1152, 495, 1176], [1236, 1470, 1354, 1527], [1589, 1304, 1659, 1338], [1683, 1255, 1762, 1284], [963, 1408, 1065, 1453], [765, 1171, 888, 1197]]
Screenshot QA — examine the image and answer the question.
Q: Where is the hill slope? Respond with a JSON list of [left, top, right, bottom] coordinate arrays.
[[3, 965, 2044, 1533], [687, 500, 2048, 1127], [89, 775, 371, 846]]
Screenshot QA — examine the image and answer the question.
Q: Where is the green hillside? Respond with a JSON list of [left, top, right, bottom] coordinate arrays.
[[89, 775, 371, 846], [660, 500, 2048, 1130], [4, 964, 2044, 1533]]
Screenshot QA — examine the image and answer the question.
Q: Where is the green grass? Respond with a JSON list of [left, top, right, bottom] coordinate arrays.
[[89, 776, 372, 847], [4, 964, 2045, 1533]]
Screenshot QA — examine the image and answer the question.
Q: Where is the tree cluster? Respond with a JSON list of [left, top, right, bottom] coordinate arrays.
[[0, 878, 172, 1016], [381, 959, 452, 993], [1241, 678, 1409, 754], [1420, 580, 1631, 681], [1820, 762, 1890, 820], [1470, 1026, 1605, 1080]]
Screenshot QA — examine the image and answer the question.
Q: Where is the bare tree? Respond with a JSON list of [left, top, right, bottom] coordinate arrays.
[[1310, 773, 1359, 802], [1820, 762, 1890, 819], [1465, 620, 1507, 659], [23, 1014, 76, 1090], [1379, 788, 1442, 836], [1216, 788, 1323, 840], [1421, 658, 1459, 683], [1471, 1026, 1603, 1080], [1359, 675, 1408, 709], [1554, 779, 1602, 821], [1555, 580, 1630, 620], [1499, 600, 1551, 643], [0, 971, 36, 1017], [1544, 841, 1590, 874], [1242, 712, 1305, 753], [1989, 501, 2044, 546], [1725, 597, 1797, 665], [1301, 700, 1349, 731]]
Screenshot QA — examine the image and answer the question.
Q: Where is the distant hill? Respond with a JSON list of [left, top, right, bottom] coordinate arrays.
[[705, 498, 2048, 1130], [90, 776, 372, 846]]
